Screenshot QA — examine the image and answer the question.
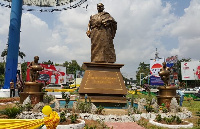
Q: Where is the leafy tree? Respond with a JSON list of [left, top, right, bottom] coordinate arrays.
[[1, 49, 7, 58], [136, 62, 150, 85], [21, 62, 27, 82], [1, 47, 26, 59], [63, 61, 69, 74], [18, 51, 26, 59], [0, 62, 5, 75], [55, 63, 62, 66], [0, 62, 5, 85], [63, 60, 83, 74]]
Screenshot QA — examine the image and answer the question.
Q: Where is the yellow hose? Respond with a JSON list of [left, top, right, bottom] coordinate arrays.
[[0, 105, 60, 129]]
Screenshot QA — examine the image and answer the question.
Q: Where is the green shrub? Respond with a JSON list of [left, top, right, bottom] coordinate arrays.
[[145, 105, 153, 113], [70, 114, 78, 123], [175, 116, 182, 124], [155, 114, 162, 122], [96, 105, 104, 115], [0, 107, 21, 118], [60, 112, 66, 123], [76, 100, 92, 113], [43, 94, 55, 104], [136, 117, 148, 128], [162, 107, 168, 113], [15, 102, 24, 112], [24, 102, 33, 111], [161, 115, 182, 124], [61, 92, 70, 108], [131, 94, 134, 108]]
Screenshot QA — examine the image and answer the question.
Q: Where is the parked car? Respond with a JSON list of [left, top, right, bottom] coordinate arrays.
[[61, 83, 70, 89], [44, 84, 62, 89]]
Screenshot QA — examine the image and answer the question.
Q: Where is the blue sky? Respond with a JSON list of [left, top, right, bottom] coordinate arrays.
[[162, 0, 190, 16], [0, 0, 200, 79]]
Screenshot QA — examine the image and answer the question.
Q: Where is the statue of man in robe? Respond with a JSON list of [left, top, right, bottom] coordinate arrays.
[[86, 3, 117, 63]]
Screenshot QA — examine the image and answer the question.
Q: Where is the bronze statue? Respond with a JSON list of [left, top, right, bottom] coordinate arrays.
[[27, 56, 43, 82], [86, 3, 117, 63], [158, 62, 171, 86]]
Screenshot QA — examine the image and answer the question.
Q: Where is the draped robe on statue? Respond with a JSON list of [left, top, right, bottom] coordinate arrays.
[[89, 11, 117, 63]]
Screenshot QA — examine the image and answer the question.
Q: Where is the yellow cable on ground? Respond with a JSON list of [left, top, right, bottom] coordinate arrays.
[[0, 105, 60, 129], [0, 119, 44, 129]]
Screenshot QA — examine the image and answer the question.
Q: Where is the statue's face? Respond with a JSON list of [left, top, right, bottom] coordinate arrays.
[[162, 62, 166, 67], [97, 4, 104, 12], [34, 56, 39, 61]]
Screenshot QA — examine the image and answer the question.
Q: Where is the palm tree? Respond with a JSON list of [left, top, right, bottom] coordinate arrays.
[[18, 51, 26, 59], [1, 47, 26, 59], [1, 49, 7, 58]]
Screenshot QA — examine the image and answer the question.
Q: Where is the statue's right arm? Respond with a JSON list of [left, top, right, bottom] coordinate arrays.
[[86, 23, 91, 38], [27, 62, 32, 69]]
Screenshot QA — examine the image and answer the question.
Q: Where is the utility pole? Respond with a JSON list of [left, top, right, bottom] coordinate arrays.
[[140, 73, 144, 86], [3, 0, 23, 89]]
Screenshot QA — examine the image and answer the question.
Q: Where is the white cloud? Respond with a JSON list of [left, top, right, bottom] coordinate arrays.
[[169, 0, 200, 60], [1, 0, 199, 80]]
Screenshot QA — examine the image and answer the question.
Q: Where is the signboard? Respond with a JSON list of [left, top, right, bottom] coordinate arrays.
[[166, 55, 178, 68], [76, 71, 85, 78], [166, 55, 178, 85], [26, 63, 66, 84], [66, 74, 74, 82], [181, 61, 200, 80], [150, 58, 164, 85]]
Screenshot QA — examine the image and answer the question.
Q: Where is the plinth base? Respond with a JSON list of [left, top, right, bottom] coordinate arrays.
[[23, 82, 43, 92], [20, 92, 45, 104], [20, 82, 44, 104], [157, 86, 179, 106], [79, 62, 127, 104]]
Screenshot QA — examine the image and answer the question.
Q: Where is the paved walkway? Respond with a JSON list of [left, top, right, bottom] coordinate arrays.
[[105, 122, 145, 129]]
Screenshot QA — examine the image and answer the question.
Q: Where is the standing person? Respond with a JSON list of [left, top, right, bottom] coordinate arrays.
[[10, 80, 15, 97], [86, 3, 117, 63], [16, 81, 21, 97]]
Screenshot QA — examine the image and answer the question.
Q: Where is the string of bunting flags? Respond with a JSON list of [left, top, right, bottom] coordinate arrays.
[[0, 0, 88, 12]]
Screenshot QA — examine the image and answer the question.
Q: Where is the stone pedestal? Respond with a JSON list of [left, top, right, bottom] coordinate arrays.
[[20, 82, 45, 104], [157, 86, 179, 106], [79, 62, 127, 105]]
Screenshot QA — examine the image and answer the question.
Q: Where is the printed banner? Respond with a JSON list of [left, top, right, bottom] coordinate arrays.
[[150, 58, 164, 85], [66, 74, 74, 82], [181, 61, 200, 80], [26, 63, 66, 84], [76, 71, 85, 78]]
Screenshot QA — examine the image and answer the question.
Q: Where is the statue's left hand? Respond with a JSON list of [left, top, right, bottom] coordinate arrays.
[[86, 30, 91, 38]]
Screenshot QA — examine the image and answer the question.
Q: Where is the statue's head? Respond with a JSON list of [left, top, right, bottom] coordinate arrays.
[[97, 3, 104, 12], [34, 56, 39, 62], [162, 62, 166, 67]]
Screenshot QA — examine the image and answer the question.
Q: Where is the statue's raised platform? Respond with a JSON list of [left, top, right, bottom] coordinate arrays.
[[20, 82, 44, 104], [157, 86, 179, 106], [79, 62, 127, 105]]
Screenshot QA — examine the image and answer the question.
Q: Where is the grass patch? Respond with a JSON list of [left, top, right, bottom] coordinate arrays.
[[182, 100, 200, 114]]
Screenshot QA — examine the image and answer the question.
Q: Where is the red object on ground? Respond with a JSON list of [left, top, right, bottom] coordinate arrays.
[[105, 122, 145, 129]]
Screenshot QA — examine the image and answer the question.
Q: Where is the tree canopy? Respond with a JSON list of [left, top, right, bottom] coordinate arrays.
[[136, 62, 150, 85], [63, 60, 83, 74]]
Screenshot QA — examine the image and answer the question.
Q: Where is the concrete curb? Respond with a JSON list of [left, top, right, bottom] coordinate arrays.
[[149, 119, 193, 128], [42, 119, 85, 129]]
